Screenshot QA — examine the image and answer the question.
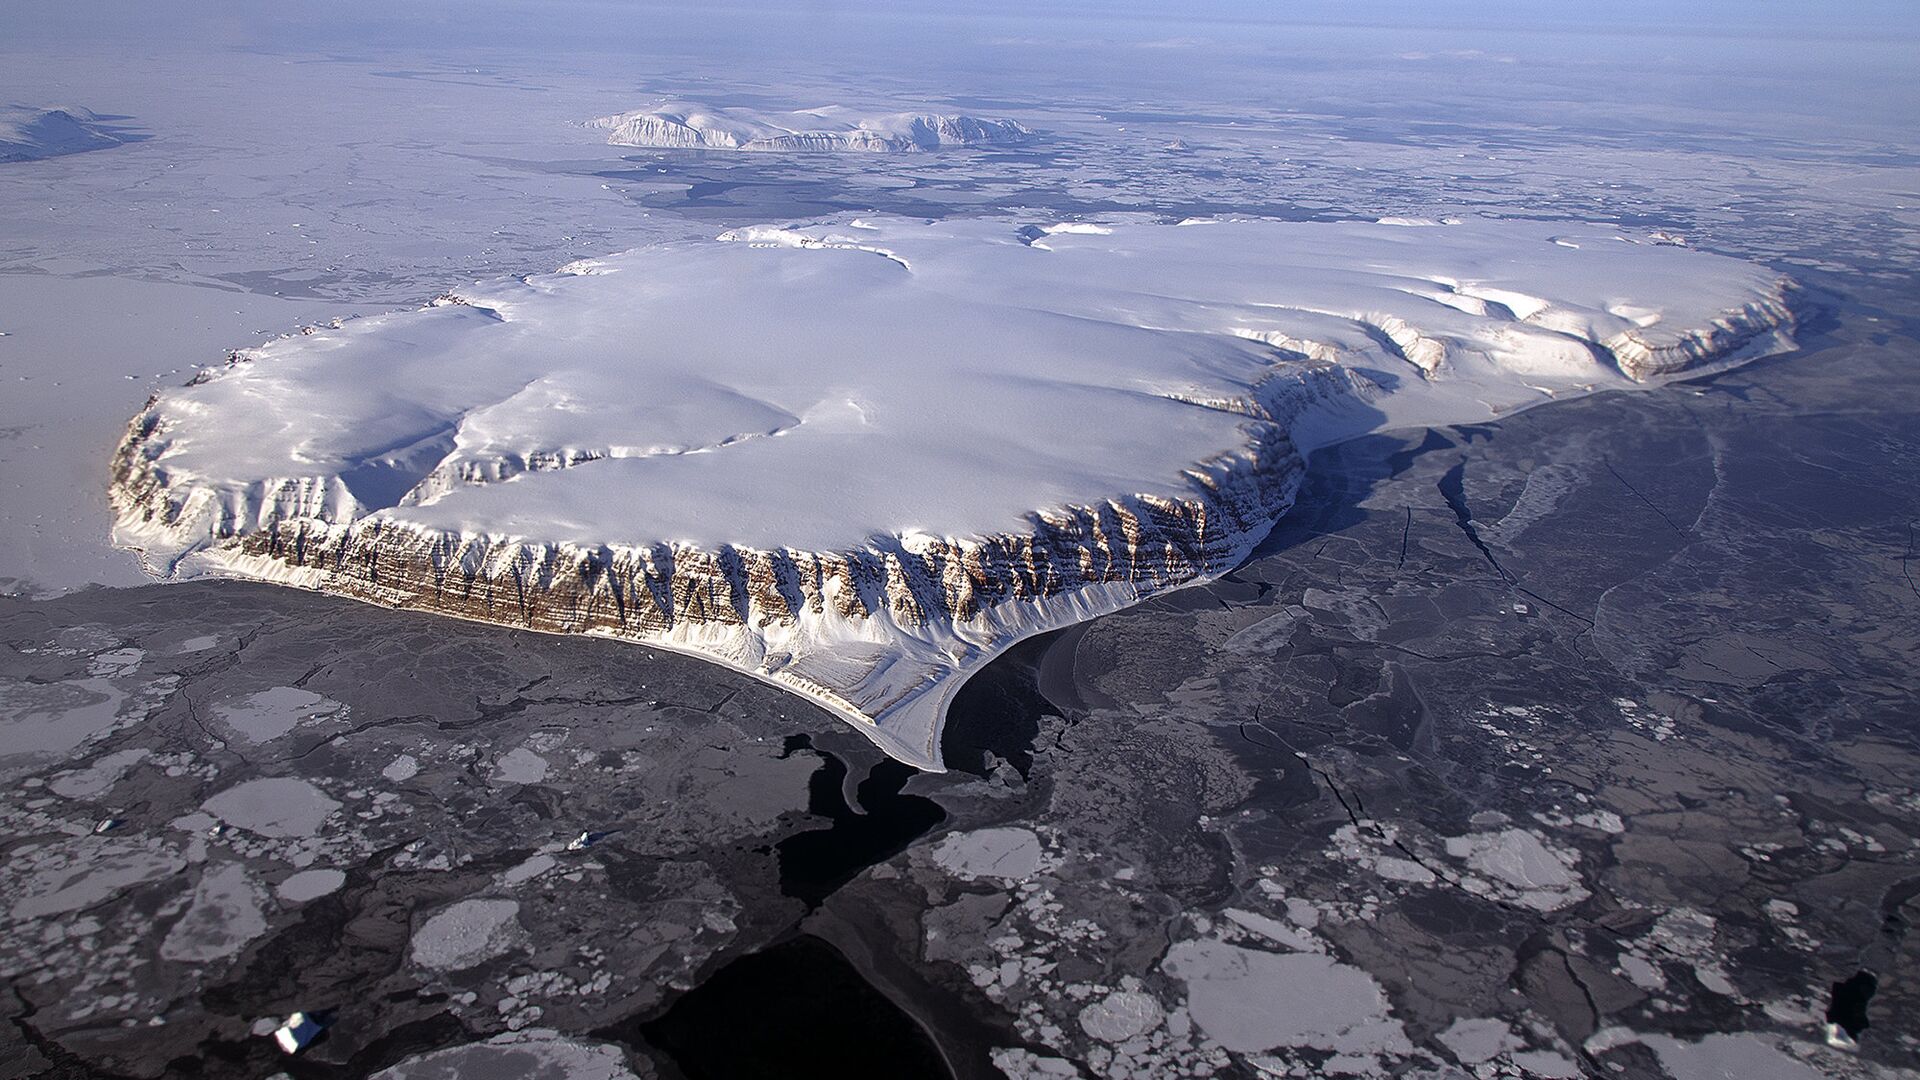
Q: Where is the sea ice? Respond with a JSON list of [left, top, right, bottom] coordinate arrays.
[[276, 868, 347, 903], [1160, 940, 1407, 1056], [410, 897, 527, 971], [212, 686, 348, 743], [1635, 1032, 1823, 1080], [368, 1028, 641, 1079], [202, 777, 341, 838], [160, 862, 269, 963], [1078, 990, 1165, 1043], [1509, 1049, 1582, 1078], [1437, 1017, 1520, 1065], [6, 839, 185, 922], [0, 672, 128, 764], [491, 747, 550, 785], [932, 827, 1043, 882], [1444, 827, 1587, 910], [47, 747, 149, 799]]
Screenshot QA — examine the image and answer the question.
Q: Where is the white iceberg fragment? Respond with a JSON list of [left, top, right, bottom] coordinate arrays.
[[272, 1011, 325, 1054]]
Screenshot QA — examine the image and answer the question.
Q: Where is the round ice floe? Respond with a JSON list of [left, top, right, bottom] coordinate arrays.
[[1079, 990, 1165, 1043], [276, 868, 346, 903], [203, 777, 341, 838], [932, 827, 1042, 882], [410, 898, 526, 971]]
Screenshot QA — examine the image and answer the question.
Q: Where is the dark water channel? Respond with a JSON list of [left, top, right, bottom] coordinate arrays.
[[773, 734, 945, 908], [636, 652, 1064, 1079], [1828, 970, 1879, 1039], [637, 934, 952, 1080], [940, 630, 1065, 778]]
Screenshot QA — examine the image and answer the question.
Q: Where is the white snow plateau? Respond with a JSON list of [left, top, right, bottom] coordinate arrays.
[[110, 217, 1799, 768], [588, 102, 1032, 152]]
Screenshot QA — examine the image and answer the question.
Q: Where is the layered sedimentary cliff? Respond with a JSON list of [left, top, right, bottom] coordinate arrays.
[[109, 217, 1799, 767]]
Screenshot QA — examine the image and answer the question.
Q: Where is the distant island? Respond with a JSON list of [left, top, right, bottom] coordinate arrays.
[[588, 101, 1033, 152], [0, 105, 128, 163]]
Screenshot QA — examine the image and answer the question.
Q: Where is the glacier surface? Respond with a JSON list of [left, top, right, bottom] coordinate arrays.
[[589, 102, 1032, 152], [110, 216, 1797, 768]]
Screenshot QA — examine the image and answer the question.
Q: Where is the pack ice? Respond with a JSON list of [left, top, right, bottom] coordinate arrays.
[[588, 102, 1032, 152], [110, 217, 1798, 768]]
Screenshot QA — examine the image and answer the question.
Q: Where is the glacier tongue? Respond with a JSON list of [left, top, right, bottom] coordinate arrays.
[[109, 216, 1799, 769]]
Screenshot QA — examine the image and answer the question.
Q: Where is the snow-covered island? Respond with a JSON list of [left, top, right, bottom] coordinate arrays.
[[110, 217, 1798, 768], [0, 105, 128, 163], [588, 102, 1032, 152]]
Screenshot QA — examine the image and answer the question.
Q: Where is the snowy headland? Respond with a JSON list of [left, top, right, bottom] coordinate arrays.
[[110, 217, 1799, 768]]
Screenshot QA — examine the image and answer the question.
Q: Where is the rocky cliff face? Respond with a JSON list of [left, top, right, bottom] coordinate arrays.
[[106, 217, 1803, 768], [1603, 294, 1801, 380], [111, 367, 1345, 760]]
